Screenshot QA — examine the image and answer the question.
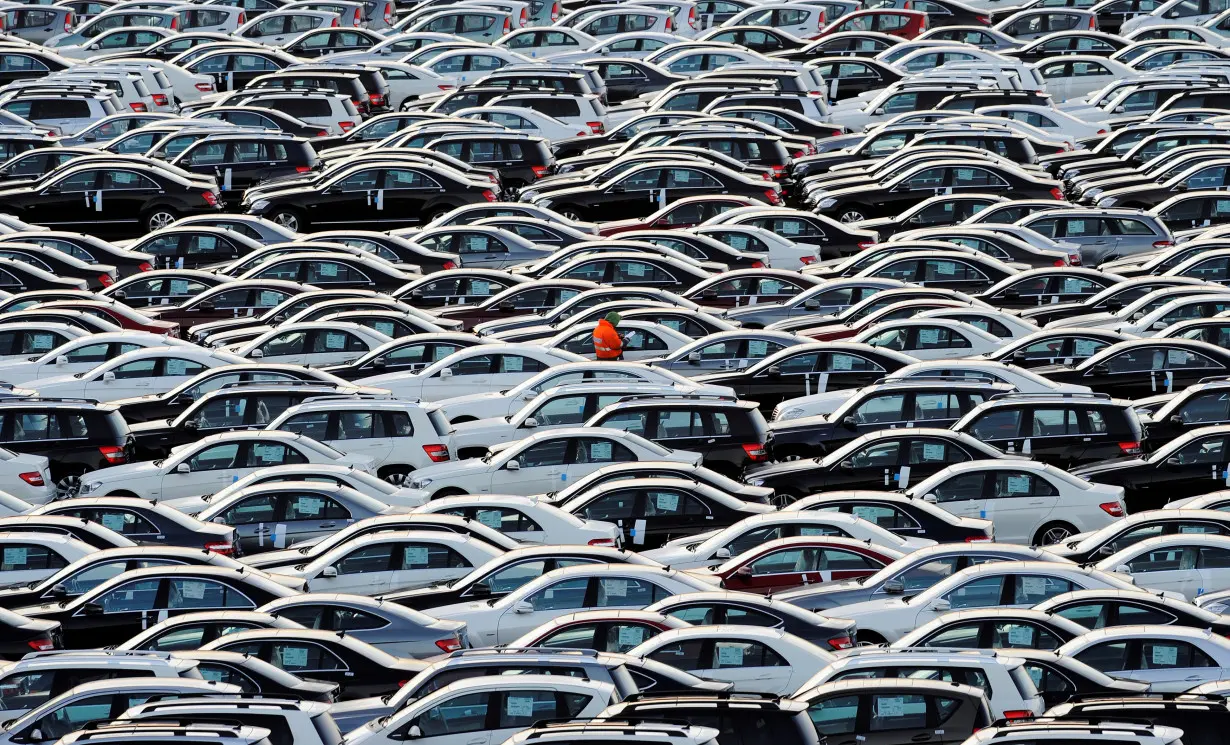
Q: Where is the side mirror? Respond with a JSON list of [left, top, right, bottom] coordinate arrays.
[[1114, 564, 1132, 574], [1012, 350, 1026, 360], [498, 301, 515, 312], [112, 290, 127, 300], [407, 726, 422, 739], [522, 417, 538, 429], [873, 107, 885, 115], [55, 355, 67, 366], [1092, 364, 1109, 376], [1097, 545, 1114, 557], [175, 462, 190, 474], [687, 351, 701, 364], [83, 602, 104, 616], [804, 299, 820, 310], [883, 579, 905, 594], [372, 357, 388, 368], [183, 419, 198, 429], [1152, 321, 1167, 330], [469, 581, 492, 597], [841, 415, 858, 429], [922, 492, 937, 503], [1170, 415, 1184, 426], [931, 597, 951, 612], [512, 600, 533, 614], [1114, 105, 1126, 113], [701, 288, 718, 299], [1166, 456, 1182, 467], [102, 371, 115, 383], [1003, 289, 1020, 300], [839, 460, 854, 472], [715, 547, 731, 559], [505, 459, 521, 471], [440, 367, 453, 378], [250, 349, 264, 359], [211, 517, 226, 524], [1105, 299, 1123, 312], [49, 583, 67, 599], [610, 184, 626, 194], [198, 300, 215, 312], [1175, 183, 1189, 192], [321, 566, 338, 578], [765, 365, 781, 377], [174, 394, 194, 406]]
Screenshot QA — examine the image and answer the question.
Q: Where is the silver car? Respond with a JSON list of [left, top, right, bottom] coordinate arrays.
[[259, 593, 467, 659], [723, 278, 906, 327], [1015, 208, 1175, 266], [648, 329, 806, 376]]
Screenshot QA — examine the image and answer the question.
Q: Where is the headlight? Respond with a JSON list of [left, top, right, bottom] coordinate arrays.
[[1085, 188, 1102, 200], [250, 199, 270, 211], [748, 478, 765, 487], [81, 481, 102, 494], [818, 198, 837, 209], [1205, 601, 1228, 614], [1098, 197, 1117, 207], [536, 199, 552, 208], [780, 407, 805, 421], [411, 478, 432, 489]]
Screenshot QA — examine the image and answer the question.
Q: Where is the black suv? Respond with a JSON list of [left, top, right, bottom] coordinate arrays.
[[169, 133, 320, 207], [585, 397, 770, 477], [600, 694, 822, 745], [1138, 378, 1230, 447], [952, 393, 1144, 469], [424, 132, 555, 189], [0, 399, 132, 488]]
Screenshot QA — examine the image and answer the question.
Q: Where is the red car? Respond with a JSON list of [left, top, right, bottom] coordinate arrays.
[[818, 9, 928, 38], [598, 195, 761, 236], [707, 536, 903, 594], [37, 300, 180, 337], [513, 610, 692, 653]]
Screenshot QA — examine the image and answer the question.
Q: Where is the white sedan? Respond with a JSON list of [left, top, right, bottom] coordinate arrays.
[[538, 320, 694, 362], [0, 447, 53, 505], [404, 428, 701, 500], [855, 319, 1003, 361], [0, 332, 196, 385], [916, 308, 1040, 341], [162, 463, 430, 515], [235, 322, 393, 366], [428, 563, 717, 645], [76, 431, 375, 501], [643, 512, 934, 569], [1056, 625, 1230, 691], [456, 105, 593, 140], [357, 343, 584, 401], [413, 494, 621, 546], [30, 347, 247, 403], [1095, 534, 1230, 601], [0, 533, 94, 585], [908, 460, 1126, 546], [825, 561, 1142, 644], [974, 104, 1109, 141], [628, 625, 835, 695], [270, 530, 504, 595], [0, 322, 88, 361]]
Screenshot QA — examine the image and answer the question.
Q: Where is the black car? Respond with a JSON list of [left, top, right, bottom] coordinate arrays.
[[174, 650, 339, 703], [765, 381, 1012, 459], [193, 105, 332, 137], [125, 227, 265, 271], [239, 251, 418, 292], [584, 58, 682, 103], [544, 251, 714, 290], [423, 132, 554, 189], [0, 161, 223, 237], [434, 280, 599, 330], [695, 342, 917, 413], [795, 491, 995, 542], [748, 428, 1017, 502], [1035, 338, 1230, 399], [1003, 29, 1127, 62], [0, 515, 137, 551], [0, 230, 154, 278], [179, 47, 297, 92], [647, 591, 856, 649], [599, 695, 821, 745], [1049, 695, 1230, 745], [243, 162, 496, 231], [169, 133, 320, 207], [1073, 424, 1230, 511], [1017, 278, 1199, 326], [13, 566, 296, 648], [34, 497, 235, 553], [0, 609, 59, 659], [769, 31, 900, 60], [952, 392, 1145, 469], [0, 399, 133, 486], [319, 333, 487, 381], [976, 268, 1124, 310], [306, 230, 458, 273], [1044, 509, 1230, 561], [1036, 589, 1230, 636], [1007, 650, 1149, 708], [0, 148, 92, 186], [203, 628, 424, 699], [1140, 380, 1230, 446], [983, 328, 1134, 369]]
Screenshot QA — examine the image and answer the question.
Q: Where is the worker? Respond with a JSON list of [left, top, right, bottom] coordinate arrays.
[[593, 312, 624, 360]]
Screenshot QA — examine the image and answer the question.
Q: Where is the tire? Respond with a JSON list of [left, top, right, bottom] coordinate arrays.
[[425, 205, 456, 222], [856, 630, 887, 646], [144, 207, 178, 232], [378, 465, 414, 485], [556, 206, 583, 222], [837, 205, 869, 223], [432, 487, 468, 500], [269, 208, 305, 232], [1034, 521, 1078, 546], [55, 472, 85, 498]]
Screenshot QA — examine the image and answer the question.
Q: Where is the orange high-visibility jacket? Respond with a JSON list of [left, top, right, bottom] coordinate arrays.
[[592, 319, 623, 359]]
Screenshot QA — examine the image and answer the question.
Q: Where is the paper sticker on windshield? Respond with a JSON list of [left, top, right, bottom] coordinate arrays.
[[852, 505, 879, 521], [170, 280, 190, 295], [605, 579, 628, 597], [918, 328, 941, 345], [29, 334, 53, 351], [1006, 475, 1031, 495], [748, 340, 769, 357], [166, 359, 188, 376], [1062, 278, 1084, 294], [279, 646, 309, 668], [832, 355, 853, 371], [1074, 339, 1100, 357], [1021, 576, 1047, 596], [654, 492, 680, 511], [761, 280, 784, 294], [716, 643, 745, 666], [877, 697, 905, 718], [471, 280, 491, 295], [627, 263, 648, 277], [100, 513, 126, 531], [934, 261, 957, 276], [295, 496, 323, 515], [2, 547, 26, 566], [504, 356, 523, 372], [1168, 349, 1191, 366], [591, 441, 613, 460], [255, 444, 282, 461], [181, 581, 207, 600], [319, 263, 339, 277], [258, 291, 282, 307], [1151, 645, 1179, 666], [922, 443, 945, 460], [617, 626, 646, 647], [404, 546, 429, 566], [1007, 625, 1034, 645], [506, 696, 535, 718], [374, 322, 395, 337], [476, 510, 503, 529]]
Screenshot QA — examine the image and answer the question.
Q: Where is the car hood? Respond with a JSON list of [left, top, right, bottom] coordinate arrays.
[[438, 391, 506, 409], [82, 461, 161, 485], [1071, 456, 1147, 478], [408, 458, 490, 485], [818, 596, 909, 619]]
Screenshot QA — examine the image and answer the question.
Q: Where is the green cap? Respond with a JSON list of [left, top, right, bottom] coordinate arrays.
[[605, 312, 621, 326]]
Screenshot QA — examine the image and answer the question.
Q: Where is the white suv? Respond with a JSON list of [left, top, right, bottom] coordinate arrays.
[[963, 720, 1183, 745], [0, 651, 204, 718], [504, 722, 720, 745]]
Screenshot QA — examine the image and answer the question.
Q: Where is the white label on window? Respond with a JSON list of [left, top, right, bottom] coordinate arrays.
[[325, 332, 347, 350], [166, 359, 187, 376], [1168, 350, 1189, 366], [1180, 525, 1207, 534], [832, 355, 853, 371], [279, 646, 309, 667], [761, 280, 783, 294], [504, 356, 523, 372], [1006, 475, 1031, 495], [100, 513, 125, 531], [374, 322, 395, 337], [1151, 645, 1179, 666], [170, 280, 190, 295], [476, 510, 502, 528], [800, 527, 830, 536], [1062, 278, 1083, 294], [259, 291, 281, 306], [319, 263, 338, 277], [618, 625, 646, 646], [404, 546, 429, 566], [922, 443, 945, 460], [506, 696, 535, 718], [1007, 625, 1034, 645], [29, 334, 53, 351], [2, 547, 26, 565], [181, 581, 206, 600], [934, 261, 957, 276], [255, 444, 281, 461], [1021, 577, 1046, 595], [605, 579, 628, 597], [716, 643, 744, 666], [591, 442, 612, 460], [198, 236, 217, 250], [748, 340, 768, 357], [878, 697, 905, 718], [296, 496, 323, 515], [1027, 667, 1043, 686], [852, 506, 878, 521], [627, 263, 647, 276], [1074, 339, 1099, 357], [918, 329, 940, 345], [471, 280, 490, 295], [655, 492, 680, 511]]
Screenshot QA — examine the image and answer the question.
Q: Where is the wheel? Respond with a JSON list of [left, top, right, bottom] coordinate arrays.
[[457, 448, 487, 460], [856, 630, 887, 646], [837, 205, 869, 223], [378, 465, 413, 485], [425, 205, 456, 222], [1034, 521, 1078, 546], [144, 208, 178, 232], [450, 416, 478, 424], [55, 473, 83, 498], [432, 487, 467, 500], [269, 208, 305, 232], [556, 206, 583, 222]]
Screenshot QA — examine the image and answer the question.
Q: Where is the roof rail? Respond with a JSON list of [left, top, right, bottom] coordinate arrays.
[[988, 392, 1112, 401], [22, 649, 175, 660], [874, 375, 1003, 386], [613, 393, 741, 404], [444, 647, 600, 659]]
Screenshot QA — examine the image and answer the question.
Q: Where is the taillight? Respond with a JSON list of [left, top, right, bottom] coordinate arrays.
[[316, 129, 329, 137], [443, 260, 457, 270], [1154, 240, 1173, 248], [331, 16, 338, 25], [237, 11, 245, 23], [531, 165, 549, 178], [827, 635, 853, 650], [1050, 187, 1064, 199], [204, 540, 234, 555], [742, 442, 768, 462], [503, 15, 510, 32], [800, 255, 816, 265], [99, 273, 113, 287], [481, 189, 496, 201], [438, 84, 455, 90], [99, 445, 126, 464], [64, 12, 73, 31], [771, 164, 785, 176], [1100, 501, 1125, 518], [151, 93, 168, 107], [170, 15, 178, 28], [369, 93, 386, 107], [975, 13, 988, 22], [1119, 441, 1142, 455], [551, 1, 559, 20], [587, 120, 604, 134], [1088, 15, 1096, 27], [19, 471, 44, 486], [27, 638, 54, 652], [384, 2, 393, 23], [751, 260, 765, 268], [1053, 258, 1066, 267], [202, 191, 218, 206], [423, 443, 450, 462], [353, 7, 361, 23], [858, 240, 874, 250], [138, 261, 152, 272], [195, 82, 214, 92], [130, 102, 147, 112], [519, 6, 526, 24], [295, 166, 312, 173], [764, 188, 781, 205], [339, 121, 355, 131], [1002, 711, 1034, 721], [965, 534, 992, 542], [588, 537, 617, 546], [435, 638, 463, 653]]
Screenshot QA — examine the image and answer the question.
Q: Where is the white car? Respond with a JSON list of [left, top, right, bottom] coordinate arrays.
[[908, 460, 1126, 546], [428, 563, 717, 645], [629, 625, 834, 694], [796, 647, 1046, 719], [342, 676, 617, 745], [773, 359, 1093, 420], [642, 511, 934, 569], [29, 347, 248, 403], [0, 492, 34, 517], [53, 26, 177, 59], [826, 561, 1142, 644], [0, 448, 53, 505], [1055, 625, 1230, 691], [1033, 56, 1138, 104], [855, 319, 1003, 361], [0, 323, 88, 361], [413, 494, 621, 546], [457, 105, 592, 140], [357, 344, 584, 402], [0, 332, 196, 384], [548, 32, 684, 63], [693, 221, 826, 269], [916, 308, 1040, 341], [236, 322, 394, 366], [721, 2, 825, 37], [403, 428, 701, 500], [269, 530, 505, 595], [422, 47, 532, 85], [0, 533, 94, 585], [432, 361, 733, 423], [1095, 533, 1230, 601], [1121, 0, 1222, 33], [76, 431, 375, 501], [447, 382, 693, 457], [538, 320, 694, 362], [975, 104, 1109, 141], [1107, 294, 1230, 336]]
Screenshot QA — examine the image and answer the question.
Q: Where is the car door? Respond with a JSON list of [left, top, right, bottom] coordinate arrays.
[[1121, 639, 1226, 690], [313, 167, 381, 227], [75, 577, 163, 646], [983, 469, 1060, 544], [22, 168, 100, 230], [603, 167, 665, 220], [388, 538, 471, 592], [690, 639, 794, 693], [1120, 544, 1200, 598], [378, 167, 436, 228], [282, 492, 352, 547], [496, 576, 591, 643], [490, 437, 570, 495], [565, 436, 639, 484], [320, 540, 397, 594], [217, 493, 279, 554], [98, 357, 161, 400], [419, 353, 497, 399], [328, 409, 395, 464], [1149, 433, 1230, 499], [161, 442, 246, 500]]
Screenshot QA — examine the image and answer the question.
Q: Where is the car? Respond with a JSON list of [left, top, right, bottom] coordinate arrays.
[[32, 496, 236, 554], [597, 694, 823, 745], [788, 490, 996, 543], [1092, 533, 1230, 600], [1037, 588, 1230, 635], [1055, 625, 1230, 691], [357, 343, 584, 401], [962, 718, 1181, 745], [117, 696, 342, 745], [1074, 425, 1230, 512], [30, 346, 247, 403], [892, 607, 1091, 651]]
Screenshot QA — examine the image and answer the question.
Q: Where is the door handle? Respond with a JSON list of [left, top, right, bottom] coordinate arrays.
[[911, 736, 932, 743], [318, 522, 336, 528]]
